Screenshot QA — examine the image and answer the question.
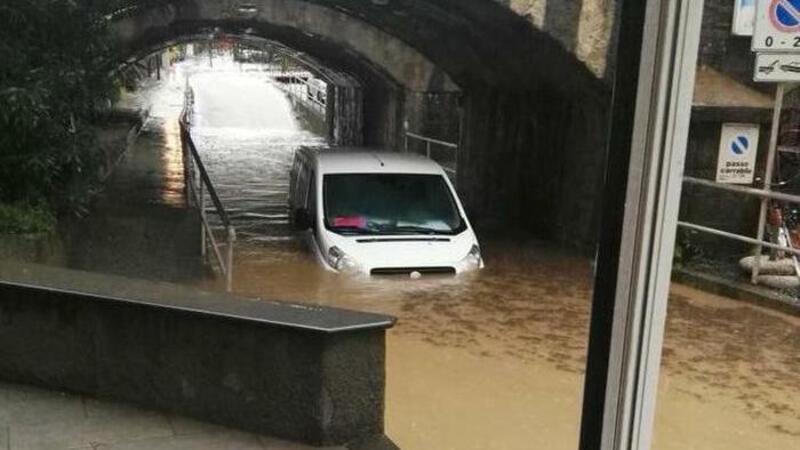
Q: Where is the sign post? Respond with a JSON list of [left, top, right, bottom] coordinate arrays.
[[752, 84, 786, 283], [750, 0, 800, 283]]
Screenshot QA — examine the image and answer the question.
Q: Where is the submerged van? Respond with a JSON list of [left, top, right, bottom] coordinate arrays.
[[289, 148, 484, 276]]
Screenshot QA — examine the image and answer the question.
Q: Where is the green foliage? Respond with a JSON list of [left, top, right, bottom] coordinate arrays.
[[0, 203, 55, 234], [0, 0, 118, 217]]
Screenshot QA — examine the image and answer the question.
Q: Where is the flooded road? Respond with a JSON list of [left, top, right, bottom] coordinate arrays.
[[37, 53, 795, 450], [189, 67, 325, 242], [170, 57, 800, 449]]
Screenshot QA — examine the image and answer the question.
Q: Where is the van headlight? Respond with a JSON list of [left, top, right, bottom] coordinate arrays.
[[457, 244, 484, 271], [327, 246, 362, 273]]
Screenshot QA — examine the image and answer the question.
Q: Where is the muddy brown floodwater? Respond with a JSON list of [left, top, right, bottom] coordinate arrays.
[[119, 57, 800, 449]]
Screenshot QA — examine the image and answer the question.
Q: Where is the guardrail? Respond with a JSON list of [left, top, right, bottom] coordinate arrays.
[[403, 126, 458, 183], [679, 176, 800, 256], [272, 71, 327, 116], [677, 85, 800, 285], [179, 88, 236, 292]]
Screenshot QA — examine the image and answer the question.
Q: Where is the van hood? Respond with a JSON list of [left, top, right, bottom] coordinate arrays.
[[326, 231, 480, 274]]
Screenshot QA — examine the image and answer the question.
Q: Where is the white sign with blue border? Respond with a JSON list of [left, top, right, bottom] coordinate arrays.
[[717, 123, 760, 184], [734, 0, 756, 36], [753, 0, 800, 51]]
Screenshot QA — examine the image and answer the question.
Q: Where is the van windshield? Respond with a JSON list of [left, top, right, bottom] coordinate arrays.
[[323, 173, 465, 235]]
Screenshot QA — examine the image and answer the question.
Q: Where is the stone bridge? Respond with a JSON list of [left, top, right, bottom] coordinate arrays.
[[112, 0, 620, 250]]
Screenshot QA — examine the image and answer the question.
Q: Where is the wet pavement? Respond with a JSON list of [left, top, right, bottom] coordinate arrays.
[[0, 381, 344, 450], [59, 77, 203, 283], [8, 55, 800, 449]]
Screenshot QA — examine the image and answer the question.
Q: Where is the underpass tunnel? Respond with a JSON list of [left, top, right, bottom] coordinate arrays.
[[112, 0, 611, 252], [119, 34, 371, 147]]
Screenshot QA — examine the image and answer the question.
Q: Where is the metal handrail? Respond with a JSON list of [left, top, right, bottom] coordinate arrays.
[[683, 176, 800, 203], [403, 128, 458, 181], [271, 71, 327, 116], [679, 174, 800, 281], [677, 221, 800, 258], [404, 131, 458, 149], [179, 89, 236, 291]]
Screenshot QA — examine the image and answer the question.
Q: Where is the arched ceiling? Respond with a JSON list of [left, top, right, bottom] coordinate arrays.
[[111, 0, 604, 96]]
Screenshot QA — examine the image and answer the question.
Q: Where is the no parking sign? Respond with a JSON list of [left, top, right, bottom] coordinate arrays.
[[753, 0, 800, 51], [716, 124, 760, 184]]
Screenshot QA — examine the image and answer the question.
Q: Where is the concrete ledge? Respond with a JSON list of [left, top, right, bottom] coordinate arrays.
[[673, 267, 800, 316], [0, 262, 396, 447]]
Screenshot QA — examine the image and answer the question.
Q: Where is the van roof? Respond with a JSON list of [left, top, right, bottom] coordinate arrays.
[[306, 148, 446, 175]]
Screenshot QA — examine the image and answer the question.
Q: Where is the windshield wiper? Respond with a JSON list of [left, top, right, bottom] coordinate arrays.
[[389, 225, 447, 235]]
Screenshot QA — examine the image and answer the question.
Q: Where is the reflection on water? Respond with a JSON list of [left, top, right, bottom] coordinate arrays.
[[107, 54, 800, 449], [159, 118, 186, 208]]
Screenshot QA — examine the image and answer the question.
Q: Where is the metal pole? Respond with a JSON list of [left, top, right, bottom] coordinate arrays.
[[404, 121, 409, 153], [200, 179, 206, 258], [752, 83, 785, 284], [426, 141, 431, 159], [226, 226, 236, 292], [678, 221, 800, 257], [683, 175, 800, 202]]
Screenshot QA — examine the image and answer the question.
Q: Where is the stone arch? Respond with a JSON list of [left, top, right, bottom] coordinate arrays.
[[111, 0, 612, 250]]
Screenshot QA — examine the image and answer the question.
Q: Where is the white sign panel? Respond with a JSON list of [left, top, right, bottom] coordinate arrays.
[[717, 124, 761, 184], [754, 52, 800, 80], [753, 0, 800, 51], [734, 0, 757, 36]]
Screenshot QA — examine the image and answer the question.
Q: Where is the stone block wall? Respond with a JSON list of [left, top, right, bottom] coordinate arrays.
[[501, 0, 621, 78]]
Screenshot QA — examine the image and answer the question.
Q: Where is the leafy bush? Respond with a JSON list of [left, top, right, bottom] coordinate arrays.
[[0, 0, 117, 217], [0, 203, 55, 234]]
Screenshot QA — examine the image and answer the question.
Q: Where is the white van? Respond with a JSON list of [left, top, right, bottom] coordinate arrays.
[[289, 148, 484, 276]]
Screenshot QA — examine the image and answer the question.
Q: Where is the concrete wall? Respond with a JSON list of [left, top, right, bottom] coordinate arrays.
[[459, 85, 608, 250], [696, 0, 767, 91], [680, 110, 772, 260], [0, 263, 396, 448]]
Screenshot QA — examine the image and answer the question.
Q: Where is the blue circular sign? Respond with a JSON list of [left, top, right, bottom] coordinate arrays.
[[731, 135, 749, 155], [771, 0, 800, 32]]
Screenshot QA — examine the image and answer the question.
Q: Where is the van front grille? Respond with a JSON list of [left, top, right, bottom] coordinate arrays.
[[370, 267, 456, 276]]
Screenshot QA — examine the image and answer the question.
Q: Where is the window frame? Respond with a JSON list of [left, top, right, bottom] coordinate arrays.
[[579, 0, 705, 448]]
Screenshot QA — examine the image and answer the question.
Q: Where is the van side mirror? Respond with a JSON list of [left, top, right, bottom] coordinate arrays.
[[293, 208, 313, 230]]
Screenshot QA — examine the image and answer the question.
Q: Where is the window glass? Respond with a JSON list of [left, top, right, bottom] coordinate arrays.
[[323, 174, 463, 234], [653, 2, 800, 449]]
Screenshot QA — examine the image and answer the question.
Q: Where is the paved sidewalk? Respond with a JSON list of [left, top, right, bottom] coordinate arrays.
[[0, 381, 343, 450]]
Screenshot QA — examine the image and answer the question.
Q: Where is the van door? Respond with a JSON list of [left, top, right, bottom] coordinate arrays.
[[304, 171, 325, 260]]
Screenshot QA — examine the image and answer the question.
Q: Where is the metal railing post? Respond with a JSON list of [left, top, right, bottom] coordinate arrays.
[[403, 121, 409, 153], [200, 180, 206, 258], [752, 83, 785, 284], [226, 226, 236, 292], [426, 141, 431, 159]]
